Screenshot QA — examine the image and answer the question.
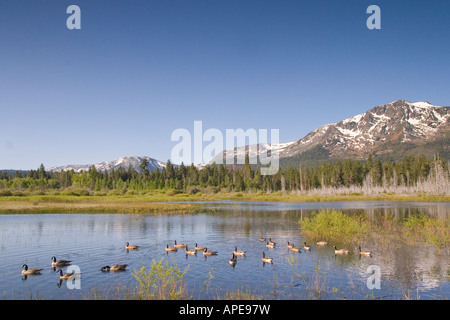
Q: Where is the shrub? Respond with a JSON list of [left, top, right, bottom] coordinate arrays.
[[107, 189, 121, 196], [204, 186, 220, 194], [132, 258, 190, 300], [403, 214, 449, 248], [186, 186, 201, 195], [0, 189, 13, 197], [12, 191, 28, 197], [165, 190, 176, 197], [60, 188, 90, 196], [299, 209, 369, 243], [46, 190, 61, 196], [93, 191, 107, 196], [30, 190, 46, 196], [125, 190, 138, 196]]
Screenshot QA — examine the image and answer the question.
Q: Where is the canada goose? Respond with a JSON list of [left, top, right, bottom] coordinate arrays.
[[317, 241, 328, 246], [358, 246, 372, 257], [22, 264, 43, 275], [165, 244, 177, 252], [268, 238, 276, 246], [203, 247, 217, 256], [185, 246, 197, 256], [266, 241, 275, 249], [303, 242, 311, 251], [101, 264, 128, 272], [57, 268, 75, 280], [194, 243, 206, 251], [229, 253, 237, 266], [261, 252, 273, 264], [333, 246, 349, 255], [51, 256, 71, 267], [174, 240, 187, 249], [125, 242, 139, 250], [259, 237, 265, 242], [287, 241, 294, 250], [233, 246, 246, 257], [291, 245, 301, 253]]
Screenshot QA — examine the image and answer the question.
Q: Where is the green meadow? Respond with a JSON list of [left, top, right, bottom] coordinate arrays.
[[0, 190, 448, 214]]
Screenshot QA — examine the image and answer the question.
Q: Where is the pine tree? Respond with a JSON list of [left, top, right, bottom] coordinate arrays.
[[140, 158, 150, 177], [38, 164, 46, 180]]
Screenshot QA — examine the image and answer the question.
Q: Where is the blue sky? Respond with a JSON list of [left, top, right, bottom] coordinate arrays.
[[1, 0, 449, 169]]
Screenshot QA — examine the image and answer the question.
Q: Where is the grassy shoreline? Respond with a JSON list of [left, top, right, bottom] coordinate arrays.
[[0, 192, 448, 214], [299, 209, 450, 248], [0, 198, 195, 214]]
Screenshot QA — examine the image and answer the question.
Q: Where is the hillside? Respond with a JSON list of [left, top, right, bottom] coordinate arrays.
[[211, 99, 450, 167]]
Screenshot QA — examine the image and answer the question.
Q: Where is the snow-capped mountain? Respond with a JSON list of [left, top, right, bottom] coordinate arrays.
[[282, 99, 449, 161], [47, 156, 167, 173], [210, 100, 450, 166], [47, 100, 449, 173], [209, 141, 297, 166]]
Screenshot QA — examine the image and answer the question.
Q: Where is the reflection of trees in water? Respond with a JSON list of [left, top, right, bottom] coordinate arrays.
[[201, 203, 449, 240], [378, 241, 449, 293], [205, 203, 449, 294]]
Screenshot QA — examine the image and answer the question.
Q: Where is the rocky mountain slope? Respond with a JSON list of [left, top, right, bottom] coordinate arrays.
[[46, 100, 450, 172], [47, 156, 167, 173], [211, 99, 450, 166]]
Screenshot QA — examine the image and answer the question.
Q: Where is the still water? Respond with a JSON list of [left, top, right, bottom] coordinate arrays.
[[0, 201, 449, 300]]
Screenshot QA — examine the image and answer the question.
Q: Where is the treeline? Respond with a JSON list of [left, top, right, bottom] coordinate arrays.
[[0, 154, 448, 196]]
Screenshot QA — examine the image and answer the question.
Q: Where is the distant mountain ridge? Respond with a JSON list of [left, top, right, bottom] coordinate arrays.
[[35, 100, 450, 173], [210, 99, 450, 166], [47, 156, 167, 173]]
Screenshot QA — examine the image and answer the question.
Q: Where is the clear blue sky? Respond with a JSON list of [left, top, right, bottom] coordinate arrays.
[[1, 0, 449, 169]]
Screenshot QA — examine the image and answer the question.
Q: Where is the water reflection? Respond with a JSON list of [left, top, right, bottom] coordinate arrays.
[[0, 202, 448, 300], [198, 201, 449, 298], [202, 202, 449, 220]]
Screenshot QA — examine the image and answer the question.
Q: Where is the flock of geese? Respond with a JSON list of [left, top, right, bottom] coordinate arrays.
[[259, 238, 372, 263], [21, 256, 79, 280], [21, 252, 130, 280], [163, 237, 373, 267], [21, 239, 373, 280]]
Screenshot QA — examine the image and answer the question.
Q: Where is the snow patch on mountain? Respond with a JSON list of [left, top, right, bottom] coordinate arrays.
[[411, 101, 435, 108]]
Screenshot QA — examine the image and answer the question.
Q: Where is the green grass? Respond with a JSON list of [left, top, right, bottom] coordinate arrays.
[[1, 190, 448, 214], [132, 258, 191, 300], [299, 209, 370, 244], [1, 190, 448, 208], [299, 209, 450, 248], [402, 214, 450, 248], [0, 195, 195, 214]]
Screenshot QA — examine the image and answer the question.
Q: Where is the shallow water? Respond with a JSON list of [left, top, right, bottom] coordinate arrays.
[[0, 201, 448, 300]]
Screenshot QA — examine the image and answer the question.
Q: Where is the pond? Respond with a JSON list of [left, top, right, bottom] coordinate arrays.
[[0, 201, 449, 300]]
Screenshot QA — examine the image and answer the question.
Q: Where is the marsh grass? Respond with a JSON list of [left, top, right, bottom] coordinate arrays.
[[300, 209, 449, 248], [299, 209, 370, 244], [132, 258, 191, 300], [402, 289, 421, 300], [201, 268, 215, 297], [401, 214, 449, 248], [1, 191, 448, 204], [0, 196, 194, 214], [1, 191, 448, 215]]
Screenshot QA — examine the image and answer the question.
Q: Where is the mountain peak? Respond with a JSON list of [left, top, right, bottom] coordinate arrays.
[[390, 99, 410, 104], [284, 99, 449, 161], [387, 99, 438, 108], [48, 156, 167, 173], [211, 99, 449, 166], [410, 101, 435, 108]]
